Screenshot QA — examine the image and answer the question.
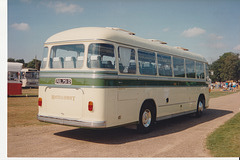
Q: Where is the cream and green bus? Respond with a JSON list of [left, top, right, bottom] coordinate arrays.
[[38, 27, 209, 133]]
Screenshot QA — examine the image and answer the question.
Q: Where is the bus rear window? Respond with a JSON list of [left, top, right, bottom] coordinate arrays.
[[49, 44, 85, 69], [87, 43, 115, 69]]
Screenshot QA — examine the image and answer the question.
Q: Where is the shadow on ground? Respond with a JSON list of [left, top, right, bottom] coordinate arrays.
[[54, 108, 232, 144]]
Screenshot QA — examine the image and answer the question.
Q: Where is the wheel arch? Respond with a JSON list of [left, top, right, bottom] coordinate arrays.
[[140, 99, 157, 120], [198, 94, 206, 108]]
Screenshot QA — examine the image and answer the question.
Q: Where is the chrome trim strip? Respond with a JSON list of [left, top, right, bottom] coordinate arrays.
[[158, 101, 196, 108], [38, 115, 106, 128], [156, 110, 196, 121]]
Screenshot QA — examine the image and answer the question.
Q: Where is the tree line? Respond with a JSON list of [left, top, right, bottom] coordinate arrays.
[[209, 52, 240, 82], [8, 58, 41, 70]]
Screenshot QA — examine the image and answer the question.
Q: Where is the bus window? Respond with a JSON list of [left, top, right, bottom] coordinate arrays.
[[118, 47, 136, 74], [196, 62, 204, 79], [186, 59, 195, 78], [138, 50, 156, 75], [50, 44, 85, 69], [157, 54, 172, 77], [205, 63, 209, 79], [41, 47, 48, 69], [173, 57, 185, 77], [87, 43, 115, 69], [8, 71, 19, 81]]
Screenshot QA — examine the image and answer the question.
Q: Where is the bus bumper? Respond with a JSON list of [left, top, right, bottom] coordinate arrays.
[[37, 115, 106, 128]]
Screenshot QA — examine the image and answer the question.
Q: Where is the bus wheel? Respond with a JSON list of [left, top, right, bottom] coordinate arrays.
[[196, 96, 205, 117], [137, 102, 155, 133]]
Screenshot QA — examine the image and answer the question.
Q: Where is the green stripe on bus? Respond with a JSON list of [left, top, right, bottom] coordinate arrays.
[[39, 77, 207, 87]]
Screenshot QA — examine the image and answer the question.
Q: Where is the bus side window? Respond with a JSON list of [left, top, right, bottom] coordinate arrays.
[[87, 43, 115, 69], [196, 62, 204, 79], [138, 50, 156, 75], [89, 55, 101, 68], [118, 47, 136, 74], [173, 57, 185, 77], [186, 59, 195, 78], [157, 54, 172, 77]]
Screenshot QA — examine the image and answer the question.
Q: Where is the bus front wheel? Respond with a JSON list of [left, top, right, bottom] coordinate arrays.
[[137, 102, 155, 133]]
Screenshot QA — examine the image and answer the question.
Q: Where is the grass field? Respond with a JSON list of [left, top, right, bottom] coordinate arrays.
[[207, 112, 240, 157], [210, 89, 240, 98], [8, 88, 47, 127]]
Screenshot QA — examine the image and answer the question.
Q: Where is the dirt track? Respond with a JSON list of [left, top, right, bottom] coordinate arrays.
[[8, 92, 240, 157]]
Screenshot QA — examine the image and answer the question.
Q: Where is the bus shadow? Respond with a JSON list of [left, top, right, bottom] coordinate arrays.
[[54, 108, 232, 144]]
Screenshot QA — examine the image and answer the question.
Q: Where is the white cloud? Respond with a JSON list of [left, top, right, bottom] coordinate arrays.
[[209, 33, 223, 40], [162, 28, 169, 32], [11, 23, 30, 31], [182, 27, 206, 37], [233, 44, 240, 51], [209, 43, 225, 49], [47, 2, 84, 14]]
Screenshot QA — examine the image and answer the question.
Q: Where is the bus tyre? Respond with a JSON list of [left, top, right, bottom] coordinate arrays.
[[137, 102, 155, 133], [196, 97, 205, 117]]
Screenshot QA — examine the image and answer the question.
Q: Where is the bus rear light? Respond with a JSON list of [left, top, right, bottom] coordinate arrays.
[[88, 101, 93, 111], [38, 98, 42, 106]]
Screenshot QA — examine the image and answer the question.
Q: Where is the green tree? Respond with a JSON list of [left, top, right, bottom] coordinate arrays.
[[210, 52, 240, 82], [15, 59, 26, 67], [27, 58, 41, 70], [8, 58, 15, 62]]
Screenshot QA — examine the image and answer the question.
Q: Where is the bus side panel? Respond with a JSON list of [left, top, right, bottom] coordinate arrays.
[[115, 88, 139, 126], [105, 89, 118, 127], [8, 82, 22, 95], [81, 88, 106, 122]]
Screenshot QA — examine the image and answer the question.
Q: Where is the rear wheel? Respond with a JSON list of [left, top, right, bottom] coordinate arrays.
[[137, 102, 155, 133], [196, 96, 205, 117]]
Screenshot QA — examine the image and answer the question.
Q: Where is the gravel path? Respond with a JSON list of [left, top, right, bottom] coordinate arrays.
[[8, 92, 240, 157]]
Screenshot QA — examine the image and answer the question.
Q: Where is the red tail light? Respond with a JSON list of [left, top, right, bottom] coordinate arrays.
[[38, 98, 42, 106], [88, 101, 93, 111]]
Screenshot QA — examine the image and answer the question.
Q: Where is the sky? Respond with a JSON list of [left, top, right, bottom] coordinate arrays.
[[7, 0, 240, 64]]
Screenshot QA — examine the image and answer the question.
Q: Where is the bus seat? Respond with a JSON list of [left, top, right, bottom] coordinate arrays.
[[90, 55, 101, 68], [52, 57, 64, 68], [128, 62, 136, 73], [76, 56, 84, 68], [106, 61, 114, 69], [64, 56, 76, 68]]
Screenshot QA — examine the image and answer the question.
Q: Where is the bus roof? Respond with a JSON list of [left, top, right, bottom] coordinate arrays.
[[45, 27, 207, 63], [8, 62, 23, 72]]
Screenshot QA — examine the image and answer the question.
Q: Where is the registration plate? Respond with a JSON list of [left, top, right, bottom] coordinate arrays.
[[55, 78, 72, 85]]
